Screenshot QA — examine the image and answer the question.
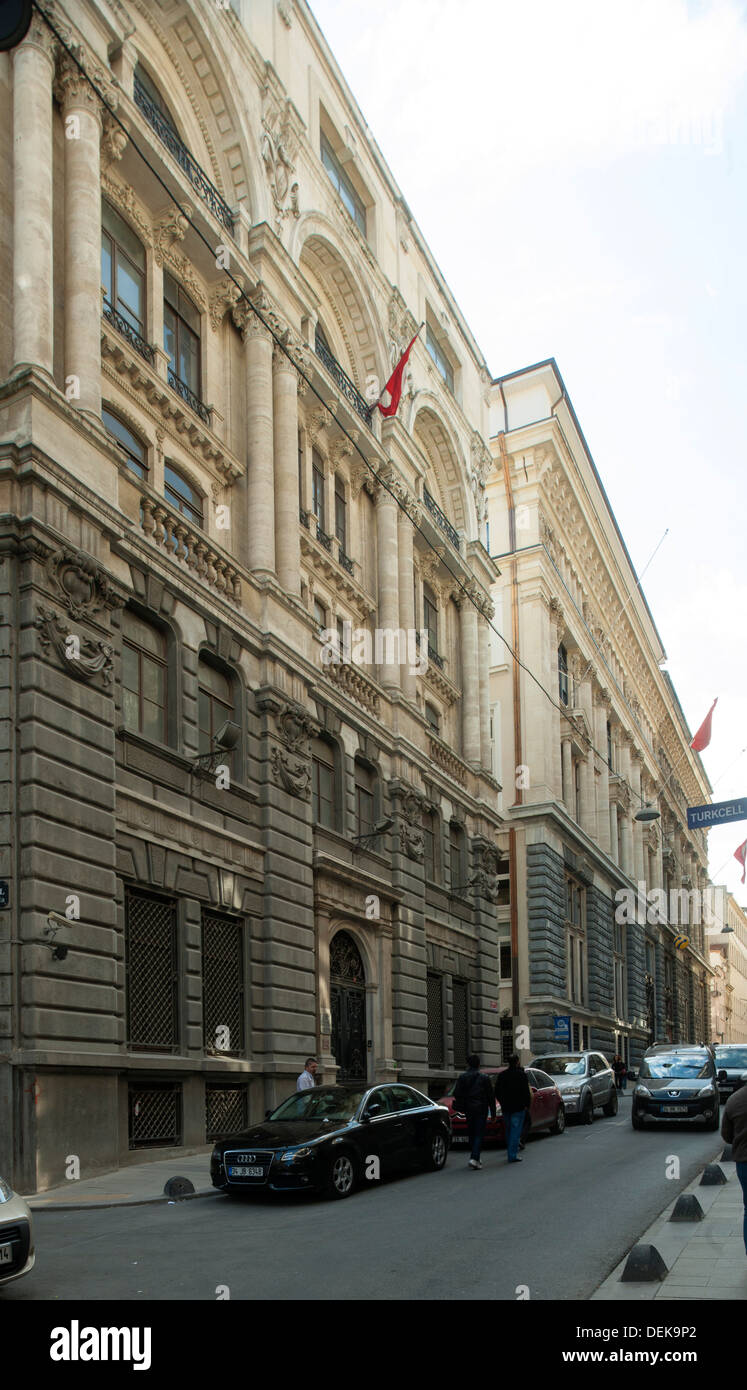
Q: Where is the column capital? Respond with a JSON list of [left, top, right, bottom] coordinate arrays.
[[54, 45, 116, 120], [19, 7, 57, 65]]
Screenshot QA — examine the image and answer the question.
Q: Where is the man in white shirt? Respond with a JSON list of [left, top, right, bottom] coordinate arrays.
[[297, 1057, 318, 1091]]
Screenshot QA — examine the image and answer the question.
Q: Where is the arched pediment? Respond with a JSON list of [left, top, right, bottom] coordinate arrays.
[[412, 398, 470, 537], [294, 214, 387, 392]]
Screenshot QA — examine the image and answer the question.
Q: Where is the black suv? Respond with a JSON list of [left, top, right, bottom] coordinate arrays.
[[632, 1044, 719, 1130]]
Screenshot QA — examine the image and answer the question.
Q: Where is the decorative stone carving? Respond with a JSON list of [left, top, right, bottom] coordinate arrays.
[[264, 698, 319, 800], [277, 0, 294, 26], [349, 458, 376, 499], [35, 607, 114, 685], [100, 172, 152, 246], [46, 546, 125, 618], [470, 843, 502, 903], [469, 431, 491, 526], [153, 204, 206, 309], [209, 274, 244, 331], [260, 69, 304, 235], [395, 787, 425, 862]]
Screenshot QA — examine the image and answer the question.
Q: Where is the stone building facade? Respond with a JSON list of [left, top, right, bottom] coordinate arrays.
[[0, 0, 503, 1191], [709, 889, 747, 1045], [486, 361, 713, 1071]]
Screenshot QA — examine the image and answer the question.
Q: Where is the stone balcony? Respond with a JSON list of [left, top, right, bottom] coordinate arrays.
[[138, 492, 241, 604]]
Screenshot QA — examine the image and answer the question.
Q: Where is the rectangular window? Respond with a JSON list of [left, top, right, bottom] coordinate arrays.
[[102, 200, 146, 336], [499, 942, 512, 981], [312, 457, 325, 524], [320, 131, 367, 235], [607, 720, 613, 770], [202, 912, 244, 1056], [198, 661, 234, 761], [164, 270, 201, 397], [423, 589, 438, 652], [427, 973, 444, 1067], [423, 810, 436, 882], [558, 644, 569, 706], [452, 979, 469, 1069], [334, 476, 347, 554], [355, 763, 375, 838], [426, 324, 454, 392], [125, 888, 178, 1051], [122, 611, 168, 743]]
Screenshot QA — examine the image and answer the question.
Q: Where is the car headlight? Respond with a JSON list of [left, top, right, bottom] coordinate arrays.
[[281, 1146, 313, 1162], [697, 1085, 716, 1098], [211, 1147, 223, 1162], [0, 1177, 13, 1204], [635, 1085, 651, 1097]]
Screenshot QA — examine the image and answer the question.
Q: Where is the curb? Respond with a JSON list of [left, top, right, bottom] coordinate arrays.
[[27, 1187, 220, 1213]]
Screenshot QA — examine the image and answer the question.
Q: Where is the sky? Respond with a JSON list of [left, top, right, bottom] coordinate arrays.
[[310, 0, 747, 906]]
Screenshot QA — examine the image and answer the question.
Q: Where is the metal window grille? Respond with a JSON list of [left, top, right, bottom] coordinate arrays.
[[452, 979, 469, 1069], [126, 889, 178, 1051], [427, 972, 444, 1068], [202, 912, 245, 1055], [128, 1083, 182, 1149], [206, 1085, 248, 1141]]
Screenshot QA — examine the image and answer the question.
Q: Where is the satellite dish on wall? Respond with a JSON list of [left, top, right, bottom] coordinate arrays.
[[0, 1, 33, 52]]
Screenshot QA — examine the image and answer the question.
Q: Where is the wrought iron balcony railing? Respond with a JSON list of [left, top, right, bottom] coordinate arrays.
[[338, 545, 354, 575], [423, 487, 460, 551], [314, 329, 372, 429], [133, 75, 235, 235], [316, 522, 333, 552], [168, 369, 211, 425], [102, 302, 156, 365]]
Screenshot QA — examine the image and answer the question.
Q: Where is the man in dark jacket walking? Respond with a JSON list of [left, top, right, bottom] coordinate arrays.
[[453, 1054, 496, 1169], [495, 1054, 532, 1163], [721, 1078, 747, 1256]]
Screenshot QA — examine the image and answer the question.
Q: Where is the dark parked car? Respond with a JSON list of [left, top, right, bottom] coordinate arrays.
[[211, 1084, 450, 1199], [438, 1065, 565, 1144], [631, 1045, 720, 1129], [714, 1045, 747, 1103]]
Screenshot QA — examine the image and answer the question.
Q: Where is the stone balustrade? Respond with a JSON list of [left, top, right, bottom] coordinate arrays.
[[323, 658, 380, 715], [429, 734, 469, 787], [139, 495, 241, 603]]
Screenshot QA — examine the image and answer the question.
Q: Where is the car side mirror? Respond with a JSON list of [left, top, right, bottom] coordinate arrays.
[[265, 1109, 273, 1119]]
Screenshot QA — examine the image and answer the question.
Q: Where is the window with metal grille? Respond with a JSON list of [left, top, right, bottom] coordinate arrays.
[[452, 979, 469, 1068], [125, 889, 178, 1051], [128, 1082, 181, 1149], [205, 1085, 248, 1141], [427, 972, 444, 1067], [202, 911, 245, 1056]]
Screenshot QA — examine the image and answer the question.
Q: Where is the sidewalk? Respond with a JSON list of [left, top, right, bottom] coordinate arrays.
[[26, 1152, 216, 1212], [593, 1152, 747, 1301]]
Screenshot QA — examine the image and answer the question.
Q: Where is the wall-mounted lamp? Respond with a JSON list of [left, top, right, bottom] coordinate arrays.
[[353, 817, 394, 849], [191, 719, 241, 776]]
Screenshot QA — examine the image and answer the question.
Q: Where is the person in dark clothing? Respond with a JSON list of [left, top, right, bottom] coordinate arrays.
[[452, 1053, 496, 1169], [495, 1054, 532, 1163], [612, 1055, 627, 1092], [721, 1080, 747, 1256]]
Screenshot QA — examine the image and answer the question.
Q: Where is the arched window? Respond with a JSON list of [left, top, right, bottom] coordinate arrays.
[[122, 609, 169, 743], [165, 462, 203, 528], [164, 271, 202, 400], [312, 737, 338, 830], [103, 407, 148, 480], [198, 657, 236, 762], [134, 62, 179, 134], [101, 200, 146, 338], [354, 759, 376, 838]]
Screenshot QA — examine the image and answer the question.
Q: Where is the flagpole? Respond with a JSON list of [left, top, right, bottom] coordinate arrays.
[[372, 322, 424, 412]]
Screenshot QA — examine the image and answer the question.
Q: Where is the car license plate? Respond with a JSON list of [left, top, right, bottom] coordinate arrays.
[[665, 1106, 688, 1114], [451, 1135, 468, 1144], [228, 1165, 264, 1177], [0, 1243, 13, 1265]]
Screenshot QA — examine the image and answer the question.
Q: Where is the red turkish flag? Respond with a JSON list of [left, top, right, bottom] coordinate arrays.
[[377, 329, 420, 418], [735, 839, 747, 885], [690, 698, 718, 753]]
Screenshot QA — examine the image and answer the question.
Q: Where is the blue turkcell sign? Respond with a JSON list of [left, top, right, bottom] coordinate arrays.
[[553, 1014, 571, 1045], [686, 797, 747, 831]]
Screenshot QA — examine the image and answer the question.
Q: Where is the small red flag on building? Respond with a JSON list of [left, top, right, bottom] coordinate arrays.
[[735, 838, 747, 885], [376, 326, 422, 418], [690, 697, 718, 753]]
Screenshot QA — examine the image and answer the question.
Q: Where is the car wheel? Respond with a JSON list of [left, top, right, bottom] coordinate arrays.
[[632, 1110, 644, 1130], [326, 1150, 357, 1199], [549, 1103, 566, 1135], [603, 1088, 618, 1118], [582, 1092, 594, 1125], [424, 1130, 448, 1171], [707, 1109, 720, 1131]]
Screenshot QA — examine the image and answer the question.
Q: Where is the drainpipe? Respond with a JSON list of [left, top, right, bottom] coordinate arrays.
[[497, 424, 521, 1023]]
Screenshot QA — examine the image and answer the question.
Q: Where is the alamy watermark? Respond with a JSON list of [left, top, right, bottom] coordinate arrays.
[[615, 882, 726, 931], [319, 622, 429, 676]]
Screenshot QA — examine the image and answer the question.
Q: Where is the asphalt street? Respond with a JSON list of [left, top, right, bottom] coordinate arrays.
[[2, 1096, 724, 1301]]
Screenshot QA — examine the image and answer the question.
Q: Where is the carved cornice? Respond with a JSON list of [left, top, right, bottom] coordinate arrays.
[[209, 275, 244, 332]]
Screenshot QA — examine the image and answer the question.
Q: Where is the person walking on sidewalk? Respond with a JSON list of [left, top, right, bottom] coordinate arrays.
[[495, 1054, 532, 1163], [453, 1053, 496, 1169], [613, 1054, 628, 1092], [721, 1078, 747, 1256]]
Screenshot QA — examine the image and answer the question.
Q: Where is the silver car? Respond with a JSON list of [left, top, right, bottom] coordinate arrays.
[[530, 1051, 618, 1123], [0, 1176, 35, 1286], [713, 1044, 747, 1104]]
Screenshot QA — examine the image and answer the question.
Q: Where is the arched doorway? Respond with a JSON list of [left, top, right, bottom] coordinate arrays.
[[330, 931, 367, 1083]]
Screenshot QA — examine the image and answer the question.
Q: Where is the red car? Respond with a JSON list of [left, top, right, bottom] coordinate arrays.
[[438, 1065, 565, 1146]]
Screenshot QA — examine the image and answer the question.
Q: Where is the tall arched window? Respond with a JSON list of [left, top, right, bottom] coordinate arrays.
[[122, 609, 169, 743], [134, 62, 179, 134], [103, 407, 148, 480], [165, 462, 203, 528]]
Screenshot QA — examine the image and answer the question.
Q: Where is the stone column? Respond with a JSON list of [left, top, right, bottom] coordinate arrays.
[[242, 319, 275, 575], [631, 752, 645, 886], [620, 739, 634, 876], [375, 476, 400, 690], [460, 599, 481, 765], [12, 16, 56, 378], [273, 344, 301, 595], [594, 693, 611, 855], [478, 614, 491, 771], [609, 802, 619, 865], [577, 677, 596, 838], [397, 505, 416, 701], [55, 54, 104, 417]]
